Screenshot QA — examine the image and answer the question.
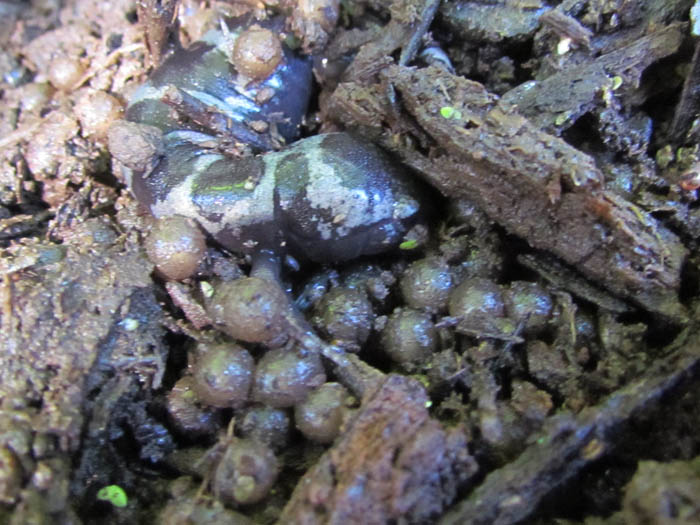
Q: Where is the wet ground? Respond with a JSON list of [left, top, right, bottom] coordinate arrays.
[[1, 0, 699, 523]]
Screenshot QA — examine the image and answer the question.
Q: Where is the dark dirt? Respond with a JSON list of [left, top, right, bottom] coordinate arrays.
[[1, 0, 700, 524]]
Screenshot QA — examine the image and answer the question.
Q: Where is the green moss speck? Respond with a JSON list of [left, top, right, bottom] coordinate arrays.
[[440, 106, 456, 119], [97, 485, 128, 508]]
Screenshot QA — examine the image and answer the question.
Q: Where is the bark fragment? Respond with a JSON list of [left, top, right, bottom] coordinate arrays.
[[137, 0, 181, 68], [279, 374, 478, 524], [501, 23, 684, 134], [439, 332, 700, 525], [439, 0, 547, 44], [670, 38, 700, 144], [327, 64, 686, 320], [0, 222, 166, 451]]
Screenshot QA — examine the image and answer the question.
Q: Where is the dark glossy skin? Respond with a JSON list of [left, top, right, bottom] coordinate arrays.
[[122, 19, 423, 264], [126, 21, 312, 142], [271, 133, 422, 262]]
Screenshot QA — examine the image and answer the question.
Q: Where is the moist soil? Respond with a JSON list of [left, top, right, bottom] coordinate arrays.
[[1, 0, 699, 524]]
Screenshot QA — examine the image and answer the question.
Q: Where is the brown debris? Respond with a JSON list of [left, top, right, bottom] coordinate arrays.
[[287, 0, 341, 53], [1, 0, 698, 522], [440, 332, 700, 525], [165, 281, 212, 329], [517, 252, 630, 313], [439, 0, 546, 44], [24, 111, 80, 176], [107, 120, 164, 173], [670, 38, 700, 144], [622, 456, 700, 523], [327, 64, 686, 320], [501, 23, 684, 134], [339, 0, 427, 84], [137, 0, 181, 68], [279, 374, 478, 524], [539, 9, 592, 50], [0, 219, 166, 452]]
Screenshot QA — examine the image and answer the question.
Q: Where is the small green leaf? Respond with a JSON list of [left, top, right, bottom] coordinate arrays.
[[97, 485, 128, 508], [611, 76, 623, 90], [200, 281, 214, 298], [399, 239, 418, 250], [440, 106, 455, 119], [554, 112, 570, 126]]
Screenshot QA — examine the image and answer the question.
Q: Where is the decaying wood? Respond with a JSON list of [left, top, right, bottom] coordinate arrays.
[[670, 38, 700, 144], [539, 10, 592, 49], [279, 374, 478, 524], [340, 0, 441, 84], [500, 23, 684, 133], [326, 64, 686, 320], [517, 253, 630, 313], [136, 0, 180, 68], [439, 332, 700, 525], [397, 0, 441, 66], [438, 0, 545, 44], [164, 281, 212, 330]]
